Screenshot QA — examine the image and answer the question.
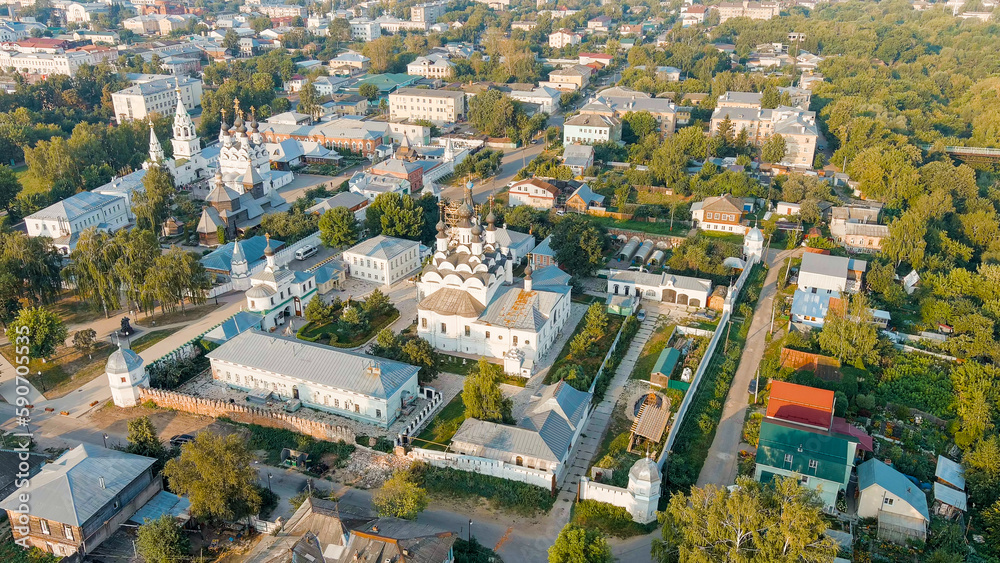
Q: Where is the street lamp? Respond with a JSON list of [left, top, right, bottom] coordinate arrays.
[[102, 433, 109, 448], [468, 519, 472, 542], [267, 472, 273, 493]]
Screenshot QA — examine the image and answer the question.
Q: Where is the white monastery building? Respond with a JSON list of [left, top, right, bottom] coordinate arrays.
[[245, 236, 319, 330], [417, 184, 572, 373], [342, 236, 422, 287]]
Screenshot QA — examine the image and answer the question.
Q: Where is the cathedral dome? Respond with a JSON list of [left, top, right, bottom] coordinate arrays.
[[106, 347, 143, 374], [486, 209, 496, 226], [246, 285, 276, 298], [471, 223, 482, 236], [458, 202, 473, 218]]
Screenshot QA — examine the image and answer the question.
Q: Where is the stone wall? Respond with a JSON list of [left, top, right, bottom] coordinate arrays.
[[138, 387, 356, 444], [410, 448, 556, 491]]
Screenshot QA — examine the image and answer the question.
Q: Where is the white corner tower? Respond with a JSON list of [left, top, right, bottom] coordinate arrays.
[[230, 238, 251, 291], [171, 87, 201, 161], [743, 226, 764, 263], [627, 456, 662, 524], [106, 345, 148, 407]]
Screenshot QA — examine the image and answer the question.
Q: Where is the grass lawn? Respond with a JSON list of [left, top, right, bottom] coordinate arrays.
[[298, 309, 399, 348], [572, 294, 604, 305], [0, 341, 114, 399], [591, 216, 689, 236], [49, 293, 107, 326], [135, 303, 222, 327], [414, 394, 466, 450], [699, 231, 746, 245], [629, 323, 675, 381], [130, 329, 177, 354], [545, 314, 624, 386], [439, 354, 476, 375]]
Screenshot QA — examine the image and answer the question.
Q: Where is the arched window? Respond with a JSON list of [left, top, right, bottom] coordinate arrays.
[[515, 456, 523, 466]]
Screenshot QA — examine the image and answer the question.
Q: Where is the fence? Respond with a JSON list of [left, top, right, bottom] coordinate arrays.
[[138, 387, 356, 444], [409, 448, 556, 491], [396, 386, 444, 446], [657, 257, 758, 470]]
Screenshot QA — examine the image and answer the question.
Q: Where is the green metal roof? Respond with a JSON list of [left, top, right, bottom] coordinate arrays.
[[652, 347, 680, 378], [755, 420, 855, 485]]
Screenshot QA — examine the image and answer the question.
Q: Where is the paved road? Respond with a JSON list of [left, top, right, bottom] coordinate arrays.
[[439, 113, 564, 204], [696, 247, 799, 488]]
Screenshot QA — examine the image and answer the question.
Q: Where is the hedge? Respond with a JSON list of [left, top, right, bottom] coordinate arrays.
[[571, 500, 656, 538], [411, 463, 555, 515]]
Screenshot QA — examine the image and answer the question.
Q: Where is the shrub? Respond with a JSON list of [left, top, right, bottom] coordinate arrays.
[[411, 463, 554, 515], [572, 500, 655, 538], [219, 418, 356, 467]]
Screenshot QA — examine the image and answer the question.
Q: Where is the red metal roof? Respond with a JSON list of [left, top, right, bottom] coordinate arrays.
[[766, 381, 834, 430]]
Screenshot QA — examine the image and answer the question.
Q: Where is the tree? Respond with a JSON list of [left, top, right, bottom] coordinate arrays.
[[132, 165, 175, 232], [0, 164, 21, 214], [462, 358, 512, 424], [163, 431, 262, 522], [222, 29, 240, 56], [341, 304, 364, 328], [653, 476, 838, 563], [951, 362, 1000, 444], [468, 89, 520, 138], [5, 307, 66, 360], [402, 338, 440, 383], [882, 209, 927, 268], [124, 415, 166, 459], [305, 296, 335, 324], [364, 288, 393, 316], [372, 469, 428, 520], [761, 134, 787, 163], [549, 524, 613, 563], [761, 84, 780, 109], [549, 215, 608, 277], [72, 328, 96, 358], [818, 293, 880, 368], [365, 192, 424, 239], [250, 16, 272, 34], [622, 111, 658, 143], [136, 515, 190, 563], [298, 80, 321, 120], [359, 82, 379, 100], [319, 206, 358, 248]]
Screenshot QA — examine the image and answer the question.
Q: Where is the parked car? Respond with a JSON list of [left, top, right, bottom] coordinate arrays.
[[169, 434, 195, 448], [295, 245, 318, 261], [637, 310, 646, 322]]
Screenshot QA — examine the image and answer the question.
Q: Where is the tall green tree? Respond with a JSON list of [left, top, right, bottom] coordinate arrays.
[[462, 358, 512, 424], [372, 470, 428, 520], [549, 524, 614, 563], [761, 134, 787, 163], [163, 431, 262, 523], [136, 515, 190, 563], [5, 306, 67, 360], [654, 476, 837, 563], [365, 192, 424, 239], [549, 215, 608, 277], [318, 206, 359, 248], [132, 165, 175, 232], [0, 164, 21, 214], [818, 293, 880, 368]]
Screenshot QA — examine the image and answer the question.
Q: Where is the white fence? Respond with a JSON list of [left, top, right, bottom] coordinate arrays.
[[657, 258, 758, 470], [397, 387, 444, 445], [410, 448, 556, 491]]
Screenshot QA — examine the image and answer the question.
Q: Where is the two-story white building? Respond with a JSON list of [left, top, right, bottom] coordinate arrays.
[[508, 178, 560, 209], [563, 112, 622, 145], [343, 235, 422, 287], [25, 191, 134, 254], [388, 88, 466, 125], [207, 330, 420, 427], [548, 28, 582, 48]]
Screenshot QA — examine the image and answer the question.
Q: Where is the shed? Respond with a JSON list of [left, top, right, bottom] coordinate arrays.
[[650, 347, 680, 388], [632, 240, 654, 265], [648, 249, 665, 266], [618, 236, 640, 261], [708, 285, 727, 311]]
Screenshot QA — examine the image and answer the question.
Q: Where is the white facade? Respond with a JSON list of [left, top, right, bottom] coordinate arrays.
[[208, 330, 420, 427], [106, 347, 149, 408], [349, 19, 381, 41], [563, 113, 622, 145], [342, 236, 422, 287], [417, 185, 572, 366], [548, 29, 582, 48], [245, 237, 318, 330], [389, 88, 466, 125], [25, 191, 133, 254], [607, 270, 712, 308], [508, 86, 561, 114], [0, 49, 92, 77], [508, 178, 559, 209], [111, 76, 202, 123], [406, 55, 454, 79]]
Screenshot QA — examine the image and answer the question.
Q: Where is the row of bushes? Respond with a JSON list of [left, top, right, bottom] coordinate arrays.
[[593, 315, 642, 403], [571, 500, 656, 539], [411, 463, 555, 516], [148, 352, 210, 390], [664, 265, 766, 492], [218, 417, 356, 468]]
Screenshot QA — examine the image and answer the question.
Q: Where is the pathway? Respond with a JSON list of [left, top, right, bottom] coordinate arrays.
[[550, 313, 659, 526], [696, 247, 799, 488]]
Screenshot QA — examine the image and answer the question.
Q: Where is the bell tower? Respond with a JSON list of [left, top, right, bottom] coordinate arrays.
[[172, 87, 201, 160]]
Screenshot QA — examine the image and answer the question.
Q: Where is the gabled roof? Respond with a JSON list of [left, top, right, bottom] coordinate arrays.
[[858, 459, 930, 521], [569, 184, 605, 207], [700, 194, 744, 214], [756, 420, 855, 485], [207, 331, 420, 399], [0, 444, 155, 527], [511, 177, 559, 196], [27, 190, 121, 222], [345, 517, 457, 563], [418, 287, 486, 317], [344, 235, 419, 261], [766, 381, 834, 430], [934, 482, 967, 511]]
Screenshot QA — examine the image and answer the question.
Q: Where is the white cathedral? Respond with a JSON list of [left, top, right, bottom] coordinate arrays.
[[244, 234, 319, 330], [416, 183, 572, 374]]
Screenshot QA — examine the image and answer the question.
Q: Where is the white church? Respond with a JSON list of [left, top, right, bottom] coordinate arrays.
[[106, 345, 149, 408], [244, 235, 319, 331], [145, 88, 219, 187], [416, 183, 572, 374]]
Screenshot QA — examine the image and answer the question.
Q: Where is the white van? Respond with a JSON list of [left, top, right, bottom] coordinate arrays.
[[295, 245, 318, 261]]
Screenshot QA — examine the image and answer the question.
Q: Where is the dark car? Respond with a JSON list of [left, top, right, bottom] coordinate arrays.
[[169, 434, 195, 448]]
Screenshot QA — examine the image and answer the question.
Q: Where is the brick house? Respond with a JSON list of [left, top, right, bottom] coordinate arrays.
[[690, 194, 748, 234], [0, 444, 160, 558], [369, 158, 425, 193]]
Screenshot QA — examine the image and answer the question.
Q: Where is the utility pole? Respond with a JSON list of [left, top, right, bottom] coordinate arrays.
[[754, 369, 760, 404]]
